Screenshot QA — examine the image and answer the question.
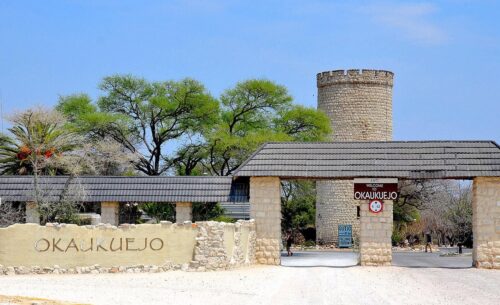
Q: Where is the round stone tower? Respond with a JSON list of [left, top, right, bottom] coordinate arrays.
[[316, 69, 394, 245]]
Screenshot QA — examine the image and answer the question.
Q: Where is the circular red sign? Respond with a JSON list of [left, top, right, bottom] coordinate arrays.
[[369, 200, 384, 213]]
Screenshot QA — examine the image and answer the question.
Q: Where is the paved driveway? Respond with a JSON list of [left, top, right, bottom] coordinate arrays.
[[281, 248, 472, 268], [281, 251, 359, 267]]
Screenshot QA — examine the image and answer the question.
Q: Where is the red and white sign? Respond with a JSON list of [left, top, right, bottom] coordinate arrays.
[[354, 178, 399, 200], [369, 200, 384, 213]]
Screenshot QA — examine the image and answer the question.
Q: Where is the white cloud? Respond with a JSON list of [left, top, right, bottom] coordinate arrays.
[[361, 2, 448, 45]]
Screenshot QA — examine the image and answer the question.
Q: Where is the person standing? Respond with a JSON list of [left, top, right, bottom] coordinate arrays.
[[425, 231, 433, 253], [285, 230, 294, 256]]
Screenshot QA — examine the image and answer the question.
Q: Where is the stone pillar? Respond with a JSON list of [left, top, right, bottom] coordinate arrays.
[[250, 177, 281, 265], [359, 200, 393, 266], [176, 202, 193, 223], [472, 177, 500, 269], [101, 201, 120, 226], [25, 201, 40, 224]]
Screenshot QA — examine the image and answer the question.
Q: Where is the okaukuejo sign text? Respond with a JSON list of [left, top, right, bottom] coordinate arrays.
[[353, 178, 399, 200], [34, 237, 165, 253]]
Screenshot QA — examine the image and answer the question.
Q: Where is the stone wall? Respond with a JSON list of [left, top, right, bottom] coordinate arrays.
[[472, 177, 500, 269], [316, 69, 393, 245], [359, 200, 393, 266], [316, 180, 360, 245], [250, 177, 281, 265], [0, 220, 255, 275], [189, 221, 255, 271]]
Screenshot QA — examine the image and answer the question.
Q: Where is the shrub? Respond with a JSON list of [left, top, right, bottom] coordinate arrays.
[[303, 240, 315, 247], [210, 215, 237, 223]]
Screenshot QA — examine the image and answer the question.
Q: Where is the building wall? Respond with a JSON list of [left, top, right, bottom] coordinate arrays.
[[316, 69, 393, 245]]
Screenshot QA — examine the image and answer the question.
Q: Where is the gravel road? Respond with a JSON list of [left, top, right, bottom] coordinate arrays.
[[0, 265, 498, 305]]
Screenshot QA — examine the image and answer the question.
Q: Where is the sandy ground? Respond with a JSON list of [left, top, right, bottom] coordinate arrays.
[[0, 295, 88, 305], [0, 265, 498, 305]]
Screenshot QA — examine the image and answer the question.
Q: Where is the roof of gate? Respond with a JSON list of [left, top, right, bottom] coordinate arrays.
[[0, 176, 249, 203], [233, 141, 500, 179]]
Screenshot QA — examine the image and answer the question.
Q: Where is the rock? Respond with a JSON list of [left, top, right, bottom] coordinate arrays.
[[6, 267, 15, 276], [149, 266, 159, 273], [16, 266, 30, 275]]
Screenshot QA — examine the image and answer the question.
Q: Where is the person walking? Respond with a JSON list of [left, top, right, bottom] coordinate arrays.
[[425, 231, 433, 253], [285, 230, 294, 256]]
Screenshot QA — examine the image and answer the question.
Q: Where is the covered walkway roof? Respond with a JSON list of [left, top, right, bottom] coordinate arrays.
[[0, 176, 249, 203], [1, 141, 499, 204], [233, 141, 500, 179]]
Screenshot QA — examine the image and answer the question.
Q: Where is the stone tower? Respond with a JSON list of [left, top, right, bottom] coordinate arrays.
[[316, 69, 394, 245]]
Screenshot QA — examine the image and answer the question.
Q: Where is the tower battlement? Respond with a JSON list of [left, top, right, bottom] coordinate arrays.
[[317, 69, 394, 87]]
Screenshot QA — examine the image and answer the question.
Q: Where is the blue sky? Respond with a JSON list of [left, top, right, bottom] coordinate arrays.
[[0, 0, 499, 142]]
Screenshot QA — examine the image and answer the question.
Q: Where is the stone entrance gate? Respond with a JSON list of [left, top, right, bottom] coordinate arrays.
[[234, 141, 500, 268]]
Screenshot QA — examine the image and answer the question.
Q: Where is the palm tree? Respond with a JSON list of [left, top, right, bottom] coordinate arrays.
[[0, 108, 80, 204]]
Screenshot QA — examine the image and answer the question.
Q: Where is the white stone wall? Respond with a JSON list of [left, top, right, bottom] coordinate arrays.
[[190, 220, 256, 271], [472, 177, 500, 269], [316, 69, 393, 245], [250, 177, 281, 265], [359, 200, 393, 266], [0, 220, 256, 275]]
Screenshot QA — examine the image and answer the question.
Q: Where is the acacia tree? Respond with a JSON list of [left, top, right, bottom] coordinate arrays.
[[175, 79, 331, 176], [392, 180, 473, 247], [57, 75, 219, 176]]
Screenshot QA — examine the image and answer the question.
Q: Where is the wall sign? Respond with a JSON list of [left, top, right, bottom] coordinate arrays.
[[353, 178, 398, 200], [368, 200, 384, 213], [338, 224, 352, 248]]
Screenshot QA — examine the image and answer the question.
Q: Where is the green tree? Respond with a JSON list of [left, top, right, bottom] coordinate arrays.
[[0, 108, 85, 224], [140, 202, 175, 223], [176, 79, 331, 176], [57, 75, 219, 176], [281, 180, 316, 241], [192, 202, 226, 221], [0, 108, 79, 176]]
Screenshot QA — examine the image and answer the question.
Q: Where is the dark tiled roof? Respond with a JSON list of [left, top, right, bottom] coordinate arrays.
[[0, 176, 249, 203], [233, 141, 500, 179]]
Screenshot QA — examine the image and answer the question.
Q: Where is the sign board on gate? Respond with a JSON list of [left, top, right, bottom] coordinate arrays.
[[353, 178, 398, 200], [338, 224, 352, 248]]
